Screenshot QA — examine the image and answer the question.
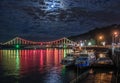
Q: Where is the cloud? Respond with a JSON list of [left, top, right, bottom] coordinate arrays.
[[0, 0, 120, 42]]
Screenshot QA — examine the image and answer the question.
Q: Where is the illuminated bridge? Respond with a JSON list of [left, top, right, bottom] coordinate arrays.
[[1, 37, 76, 49]]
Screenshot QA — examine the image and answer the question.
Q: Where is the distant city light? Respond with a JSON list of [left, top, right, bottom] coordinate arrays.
[[113, 31, 119, 37], [80, 43, 84, 47], [101, 41, 106, 46], [114, 31, 118, 35], [99, 53, 105, 58], [88, 42, 92, 46]]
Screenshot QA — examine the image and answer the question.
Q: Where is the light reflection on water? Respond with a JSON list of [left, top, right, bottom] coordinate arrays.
[[0, 49, 77, 83], [0, 49, 118, 83]]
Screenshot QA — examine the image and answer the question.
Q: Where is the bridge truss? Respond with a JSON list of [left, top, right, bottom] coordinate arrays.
[[2, 37, 76, 48]]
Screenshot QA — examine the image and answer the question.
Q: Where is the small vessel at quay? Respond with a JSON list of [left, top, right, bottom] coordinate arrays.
[[61, 46, 82, 67], [61, 53, 79, 67], [75, 50, 96, 68]]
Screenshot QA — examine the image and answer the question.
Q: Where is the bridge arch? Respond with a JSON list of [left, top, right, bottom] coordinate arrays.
[[3, 37, 76, 48]]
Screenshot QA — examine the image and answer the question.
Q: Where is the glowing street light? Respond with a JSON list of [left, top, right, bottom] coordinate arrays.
[[98, 35, 104, 45], [111, 31, 119, 55], [112, 31, 119, 43], [99, 36, 103, 40], [114, 31, 118, 35]]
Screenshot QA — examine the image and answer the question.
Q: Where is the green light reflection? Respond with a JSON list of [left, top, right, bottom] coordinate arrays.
[[63, 49, 66, 58], [16, 50, 20, 71], [2, 50, 20, 77], [61, 66, 66, 75]]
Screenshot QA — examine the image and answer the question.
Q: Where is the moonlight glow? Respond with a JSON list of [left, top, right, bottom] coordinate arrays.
[[41, 0, 63, 11], [51, 4, 55, 8]]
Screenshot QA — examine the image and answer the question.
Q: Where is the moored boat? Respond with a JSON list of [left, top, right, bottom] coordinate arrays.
[[93, 57, 114, 67], [61, 53, 79, 67], [75, 50, 96, 68]]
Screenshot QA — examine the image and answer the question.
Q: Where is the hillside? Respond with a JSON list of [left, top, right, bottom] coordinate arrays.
[[68, 24, 120, 44]]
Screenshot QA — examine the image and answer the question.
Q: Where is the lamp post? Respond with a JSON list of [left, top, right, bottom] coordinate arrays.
[[112, 31, 118, 44], [112, 31, 119, 55], [114, 32, 117, 43]]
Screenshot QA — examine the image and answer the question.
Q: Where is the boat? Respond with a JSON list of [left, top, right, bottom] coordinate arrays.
[[75, 50, 96, 68], [93, 57, 114, 67], [61, 46, 82, 67], [61, 53, 79, 67]]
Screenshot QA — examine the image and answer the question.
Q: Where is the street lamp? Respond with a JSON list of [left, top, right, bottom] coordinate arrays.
[[98, 35, 103, 46], [99, 36, 103, 40], [111, 31, 119, 55], [112, 31, 118, 44]]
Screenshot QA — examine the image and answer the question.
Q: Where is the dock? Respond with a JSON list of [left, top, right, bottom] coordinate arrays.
[[109, 47, 120, 69]]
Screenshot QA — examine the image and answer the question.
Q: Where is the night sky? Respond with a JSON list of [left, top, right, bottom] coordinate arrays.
[[0, 0, 120, 42]]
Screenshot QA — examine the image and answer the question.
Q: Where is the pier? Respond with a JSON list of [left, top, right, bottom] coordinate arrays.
[[109, 47, 120, 69]]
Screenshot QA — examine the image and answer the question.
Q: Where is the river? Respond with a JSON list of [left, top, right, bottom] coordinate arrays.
[[0, 49, 119, 83]]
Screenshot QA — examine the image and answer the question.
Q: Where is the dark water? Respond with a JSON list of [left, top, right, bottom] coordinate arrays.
[[0, 49, 119, 83], [0, 49, 81, 83]]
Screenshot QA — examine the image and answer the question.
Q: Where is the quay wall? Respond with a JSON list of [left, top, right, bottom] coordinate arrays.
[[109, 49, 120, 69]]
